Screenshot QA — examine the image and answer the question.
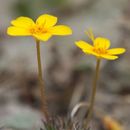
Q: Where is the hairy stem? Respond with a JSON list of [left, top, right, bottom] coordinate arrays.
[[36, 39, 49, 121], [85, 58, 101, 127]]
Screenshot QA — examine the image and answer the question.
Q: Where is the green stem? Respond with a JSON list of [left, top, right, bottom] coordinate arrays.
[[36, 39, 49, 122], [85, 58, 101, 127]]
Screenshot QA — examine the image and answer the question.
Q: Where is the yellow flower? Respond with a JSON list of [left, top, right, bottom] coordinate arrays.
[[7, 14, 72, 41], [102, 116, 124, 130], [75, 30, 125, 60]]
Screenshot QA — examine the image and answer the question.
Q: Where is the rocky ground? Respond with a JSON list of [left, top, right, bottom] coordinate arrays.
[[0, 0, 130, 130]]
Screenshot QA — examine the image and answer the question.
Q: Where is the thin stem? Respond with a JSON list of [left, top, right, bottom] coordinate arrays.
[[85, 58, 101, 127], [35, 39, 49, 121]]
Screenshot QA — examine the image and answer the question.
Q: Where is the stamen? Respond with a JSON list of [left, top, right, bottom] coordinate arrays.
[[93, 47, 107, 54], [30, 26, 47, 34]]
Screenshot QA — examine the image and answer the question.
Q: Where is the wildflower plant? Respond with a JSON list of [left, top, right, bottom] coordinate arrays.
[[7, 12, 126, 130], [75, 30, 126, 127], [7, 14, 72, 122]]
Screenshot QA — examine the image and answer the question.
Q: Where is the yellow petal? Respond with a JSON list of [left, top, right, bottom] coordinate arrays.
[[75, 41, 100, 56], [94, 37, 110, 49], [50, 25, 72, 35], [33, 33, 52, 41], [101, 54, 118, 60], [7, 26, 31, 36], [83, 50, 99, 57], [75, 40, 93, 50], [11, 17, 35, 28], [36, 14, 57, 28], [108, 48, 126, 55]]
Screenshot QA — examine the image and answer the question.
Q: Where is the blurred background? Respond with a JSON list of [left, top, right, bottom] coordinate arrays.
[[0, 0, 130, 130]]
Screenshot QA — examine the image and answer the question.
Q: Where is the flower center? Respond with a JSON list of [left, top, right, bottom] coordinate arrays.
[[30, 25, 47, 34], [93, 47, 107, 55]]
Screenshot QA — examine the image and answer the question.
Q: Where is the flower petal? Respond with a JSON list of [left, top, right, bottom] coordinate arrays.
[[75, 40, 99, 56], [108, 48, 126, 55], [83, 50, 99, 56], [36, 14, 57, 28], [50, 25, 72, 35], [75, 40, 93, 50], [7, 26, 31, 36], [33, 33, 52, 41], [94, 37, 110, 49], [11, 17, 35, 28], [101, 54, 118, 60]]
